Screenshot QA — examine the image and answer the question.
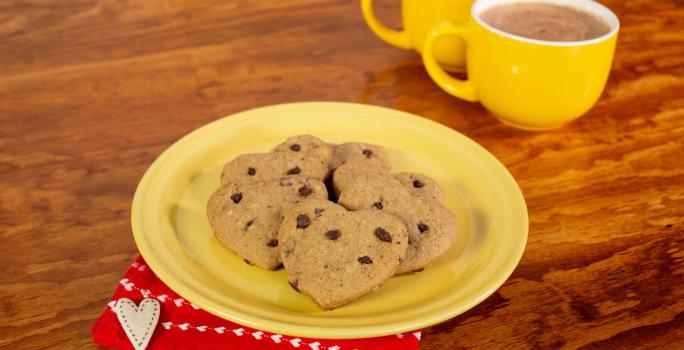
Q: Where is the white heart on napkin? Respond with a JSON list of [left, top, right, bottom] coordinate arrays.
[[115, 298, 160, 350], [271, 334, 283, 343]]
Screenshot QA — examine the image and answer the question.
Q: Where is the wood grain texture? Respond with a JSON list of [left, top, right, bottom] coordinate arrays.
[[1, 0, 682, 349]]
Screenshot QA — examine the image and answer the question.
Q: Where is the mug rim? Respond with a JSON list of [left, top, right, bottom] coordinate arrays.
[[472, 0, 620, 46]]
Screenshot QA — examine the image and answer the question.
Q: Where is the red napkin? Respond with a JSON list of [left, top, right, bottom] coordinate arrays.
[[92, 256, 422, 350]]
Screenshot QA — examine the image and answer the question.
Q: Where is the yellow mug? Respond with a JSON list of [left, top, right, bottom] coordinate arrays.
[[423, 0, 620, 130], [361, 0, 473, 72]]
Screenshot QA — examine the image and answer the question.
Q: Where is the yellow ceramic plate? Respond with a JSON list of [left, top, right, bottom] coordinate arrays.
[[131, 102, 527, 339]]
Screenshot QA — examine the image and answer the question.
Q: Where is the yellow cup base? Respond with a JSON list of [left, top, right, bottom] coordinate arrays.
[[495, 116, 568, 131]]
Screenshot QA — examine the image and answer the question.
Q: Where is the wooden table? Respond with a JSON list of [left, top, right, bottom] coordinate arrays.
[[1, 0, 683, 348]]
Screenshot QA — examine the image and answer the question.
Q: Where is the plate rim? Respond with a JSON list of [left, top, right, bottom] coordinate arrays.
[[131, 101, 528, 339]]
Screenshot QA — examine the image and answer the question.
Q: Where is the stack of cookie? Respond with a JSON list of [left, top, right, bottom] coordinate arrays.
[[207, 135, 457, 309]]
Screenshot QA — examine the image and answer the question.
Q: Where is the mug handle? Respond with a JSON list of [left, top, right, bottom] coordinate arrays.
[[361, 0, 412, 49], [423, 22, 478, 102]]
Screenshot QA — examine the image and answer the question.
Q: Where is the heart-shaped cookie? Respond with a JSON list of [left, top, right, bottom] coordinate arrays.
[[272, 135, 334, 160], [338, 177, 457, 273], [208, 175, 328, 269], [332, 160, 387, 197], [333, 161, 446, 203], [278, 199, 408, 310], [394, 172, 445, 203], [221, 135, 332, 185], [331, 142, 392, 170], [115, 298, 160, 350]]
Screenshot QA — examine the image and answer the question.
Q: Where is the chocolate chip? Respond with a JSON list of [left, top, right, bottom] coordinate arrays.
[[314, 208, 325, 217], [296, 214, 311, 229], [244, 259, 252, 265], [290, 144, 301, 151], [358, 256, 373, 264], [245, 218, 255, 230], [287, 166, 301, 175], [418, 223, 429, 233], [325, 229, 341, 240], [266, 239, 278, 247], [374, 227, 392, 243], [289, 279, 299, 292], [373, 201, 383, 209], [298, 186, 312, 196], [231, 192, 243, 203], [413, 268, 424, 273], [247, 167, 256, 176], [665, 224, 673, 229], [362, 149, 373, 158], [413, 179, 425, 188]]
